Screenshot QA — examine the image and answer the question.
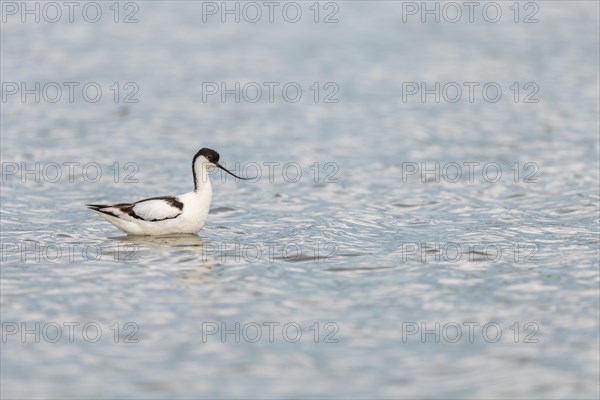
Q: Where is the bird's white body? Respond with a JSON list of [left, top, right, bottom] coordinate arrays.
[[93, 186, 211, 236], [88, 148, 241, 236]]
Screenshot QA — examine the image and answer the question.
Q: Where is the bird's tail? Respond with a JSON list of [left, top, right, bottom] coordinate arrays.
[[87, 204, 109, 211]]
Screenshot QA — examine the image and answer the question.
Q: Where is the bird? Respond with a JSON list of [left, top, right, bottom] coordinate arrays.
[[87, 148, 250, 235]]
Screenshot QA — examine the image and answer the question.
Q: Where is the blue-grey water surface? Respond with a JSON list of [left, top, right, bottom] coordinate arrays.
[[1, 1, 599, 398]]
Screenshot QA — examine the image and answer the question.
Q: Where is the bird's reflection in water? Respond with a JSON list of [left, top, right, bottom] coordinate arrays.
[[105, 234, 218, 282], [108, 233, 207, 247]]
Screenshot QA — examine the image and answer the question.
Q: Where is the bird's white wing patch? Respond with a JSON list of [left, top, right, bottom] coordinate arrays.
[[131, 197, 183, 221]]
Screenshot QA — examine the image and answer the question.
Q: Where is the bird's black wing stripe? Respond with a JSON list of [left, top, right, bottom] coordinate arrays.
[[87, 198, 183, 222], [114, 203, 181, 222], [135, 196, 184, 211]]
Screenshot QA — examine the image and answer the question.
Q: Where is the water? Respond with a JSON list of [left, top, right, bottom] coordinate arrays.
[[1, 1, 599, 398]]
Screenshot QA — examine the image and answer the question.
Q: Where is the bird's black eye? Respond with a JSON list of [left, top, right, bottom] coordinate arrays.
[[209, 151, 220, 163]]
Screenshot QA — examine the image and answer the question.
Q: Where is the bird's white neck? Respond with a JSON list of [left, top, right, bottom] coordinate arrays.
[[193, 159, 213, 193]]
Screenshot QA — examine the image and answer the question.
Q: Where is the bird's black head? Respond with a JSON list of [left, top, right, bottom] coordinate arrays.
[[194, 148, 220, 164], [191, 147, 252, 190]]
